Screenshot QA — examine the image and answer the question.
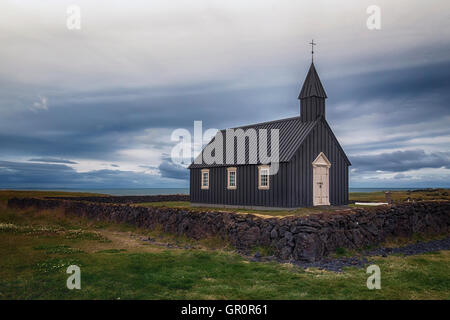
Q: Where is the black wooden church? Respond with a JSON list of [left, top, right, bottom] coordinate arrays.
[[189, 57, 351, 209]]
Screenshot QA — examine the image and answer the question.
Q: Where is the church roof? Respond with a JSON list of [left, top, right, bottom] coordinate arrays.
[[298, 63, 327, 99], [188, 116, 352, 169]]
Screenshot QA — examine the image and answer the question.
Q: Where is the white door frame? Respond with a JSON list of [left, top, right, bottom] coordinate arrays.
[[312, 152, 331, 206]]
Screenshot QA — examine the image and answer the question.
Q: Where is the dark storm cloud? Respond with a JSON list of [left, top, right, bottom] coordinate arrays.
[[393, 173, 410, 180], [28, 157, 78, 164], [351, 150, 450, 173], [325, 60, 450, 128], [139, 165, 158, 170], [1, 60, 449, 162], [0, 160, 186, 188], [327, 60, 450, 105], [1, 60, 449, 185], [158, 157, 189, 180], [0, 81, 280, 160]]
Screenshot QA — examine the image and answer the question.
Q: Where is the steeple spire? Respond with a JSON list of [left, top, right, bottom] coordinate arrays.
[[298, 63, 327, 99], [298, 53, 327, 121]]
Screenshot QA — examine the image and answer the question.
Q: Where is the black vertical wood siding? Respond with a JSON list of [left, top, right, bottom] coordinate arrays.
[[300, 97, 325, 122], [288, 120, 349, 207], [190, 162, 291, 207]]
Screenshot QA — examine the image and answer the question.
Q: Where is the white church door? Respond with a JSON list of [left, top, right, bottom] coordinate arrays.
[[312, 152, 331, 206]]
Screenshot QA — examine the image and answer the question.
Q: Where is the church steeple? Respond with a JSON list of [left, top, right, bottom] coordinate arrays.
[[298, 63, 327, 100], [298, 62, 327, 121]]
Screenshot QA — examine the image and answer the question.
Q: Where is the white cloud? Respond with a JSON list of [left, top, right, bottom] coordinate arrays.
[[30, 95, 48, 112]]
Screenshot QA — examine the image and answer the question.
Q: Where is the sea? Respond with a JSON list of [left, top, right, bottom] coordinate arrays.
[[1, 187, 434, 196]]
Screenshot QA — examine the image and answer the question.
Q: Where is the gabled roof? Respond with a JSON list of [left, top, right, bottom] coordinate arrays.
[[189, 115, 352, 169], [298, 63, 327, 99], [189, 115, 351, 168]]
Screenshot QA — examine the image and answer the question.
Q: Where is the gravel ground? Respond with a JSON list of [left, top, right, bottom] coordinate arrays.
[[291, 256, 370, 272], [364, 236, 450, 257]]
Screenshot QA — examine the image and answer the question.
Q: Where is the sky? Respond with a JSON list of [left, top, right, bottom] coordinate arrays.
[[0, 0, 449, 189]]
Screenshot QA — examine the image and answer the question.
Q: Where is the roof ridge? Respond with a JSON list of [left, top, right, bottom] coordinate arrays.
[[282, 117, 321, 161], [226, 116, 301, 131]]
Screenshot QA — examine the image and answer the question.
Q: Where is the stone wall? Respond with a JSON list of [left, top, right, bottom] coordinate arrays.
[[7, 197, 450, 262]]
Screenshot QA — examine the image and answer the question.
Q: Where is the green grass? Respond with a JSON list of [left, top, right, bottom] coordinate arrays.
[[1, 229, 449, 299], [134, 201, 335, 218], [33, 244, 84, 254], [135, 201, 191, 208], [349, 188, 450, 202], [0, 190, 449, 299], [96, 249, 127, 254]]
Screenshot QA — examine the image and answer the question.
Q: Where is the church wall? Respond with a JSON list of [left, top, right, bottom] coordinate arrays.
[[288, 119, 349, 207], [190, 119, 350, 208], [190, 162, 292, 208]]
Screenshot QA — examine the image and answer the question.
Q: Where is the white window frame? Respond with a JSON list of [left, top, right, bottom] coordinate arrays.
[[227, 167, 237, 190], [201, 169, 209, 190], [258, 165, 270, 190]]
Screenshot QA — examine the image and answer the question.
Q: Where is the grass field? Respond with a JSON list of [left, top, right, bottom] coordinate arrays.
[[134, 201, 329, 218], [0, 190, 449, 299], [0, 190, 106, 206], [349, 188, 450, 202]]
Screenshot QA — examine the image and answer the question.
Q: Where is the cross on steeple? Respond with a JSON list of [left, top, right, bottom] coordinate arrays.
[[309, 39, 316, 62]]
